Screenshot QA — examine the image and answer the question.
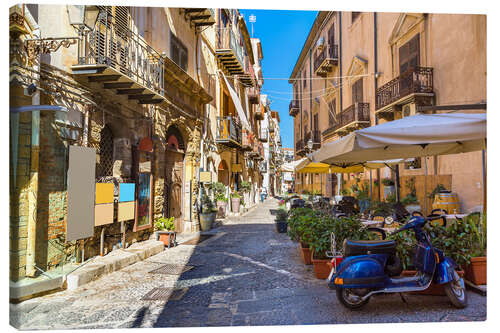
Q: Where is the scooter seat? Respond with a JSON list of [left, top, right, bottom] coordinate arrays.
[[344, 239, 396, 257]]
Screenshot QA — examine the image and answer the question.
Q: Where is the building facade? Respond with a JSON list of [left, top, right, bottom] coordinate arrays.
[[9, 4, 270, 290], [289, 11, 486, 213]]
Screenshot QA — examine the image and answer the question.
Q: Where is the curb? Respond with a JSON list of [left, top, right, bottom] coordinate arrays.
[[66, 240, 164, 290]]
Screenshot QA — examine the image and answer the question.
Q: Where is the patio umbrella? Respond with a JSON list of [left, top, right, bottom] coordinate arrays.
[[310, 113, 486, 164]]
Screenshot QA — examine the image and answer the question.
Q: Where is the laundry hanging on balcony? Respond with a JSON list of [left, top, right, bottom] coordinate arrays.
[[219, 71, 251, 131]]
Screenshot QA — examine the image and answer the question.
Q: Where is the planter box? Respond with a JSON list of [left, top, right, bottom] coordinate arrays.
[[157, 231, 176, 248], [231, 198, 241, 213], [299, 242, 312, 265], [216, 201, 227, 218], [465, 256, 486, 285], [401, 270, 464, 296], [311, 251, 331, 279]]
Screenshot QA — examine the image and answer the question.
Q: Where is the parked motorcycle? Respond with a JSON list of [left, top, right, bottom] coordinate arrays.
[[328, 215, 467, 309]]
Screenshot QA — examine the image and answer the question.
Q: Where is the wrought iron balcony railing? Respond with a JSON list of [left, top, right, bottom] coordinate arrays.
[[242, 129, 254, 151], [248, 87, 259, 105], [376, 67, 434, 110], [216, 27, 244, 75], [295, 139, 304, 155], [259, 127, 268, 142], [335, 103, 370, 133], [289, 100, 299, 117], [314, 44, 338, 77], [76, 12, 165, 97], [216, 116, 242, 147]]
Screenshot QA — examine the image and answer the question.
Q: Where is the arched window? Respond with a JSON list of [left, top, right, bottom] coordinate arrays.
[[97, 125, 114, 179]]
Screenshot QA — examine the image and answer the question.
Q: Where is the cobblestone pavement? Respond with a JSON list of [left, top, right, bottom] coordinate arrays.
[[10, 198, 486, 329]]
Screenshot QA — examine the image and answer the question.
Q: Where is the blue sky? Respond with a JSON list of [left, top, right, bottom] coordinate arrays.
[[239, 9, 318, 149]]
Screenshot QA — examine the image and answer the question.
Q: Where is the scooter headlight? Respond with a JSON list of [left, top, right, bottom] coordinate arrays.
[[384, 216, 394, 225]]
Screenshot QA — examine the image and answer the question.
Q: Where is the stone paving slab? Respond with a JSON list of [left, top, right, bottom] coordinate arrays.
[[10, 198, 486, 329]]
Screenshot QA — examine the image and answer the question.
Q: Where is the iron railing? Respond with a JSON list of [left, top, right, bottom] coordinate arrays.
[[336, 103, 370, 130], [77, 12, 165, 96], [216, 27, 244, 68], [314, 44, 338, 74], [295, 139, 304, 153], [248, 87, 259, 104], [259, 127, 268, 142], [289, 100, 299, 116], [376, 67, 434, 110], [216, 116, 242, 145]]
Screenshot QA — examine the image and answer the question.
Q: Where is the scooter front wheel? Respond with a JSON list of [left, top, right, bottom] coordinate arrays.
[[336, 288, 370, 310], [444, 270, 468, 308]]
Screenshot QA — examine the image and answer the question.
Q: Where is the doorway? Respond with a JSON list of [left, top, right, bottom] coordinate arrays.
[[164, 126, 185, 232]]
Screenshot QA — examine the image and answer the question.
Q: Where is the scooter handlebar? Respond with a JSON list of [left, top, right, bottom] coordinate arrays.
[[391, 214, 446, 235]]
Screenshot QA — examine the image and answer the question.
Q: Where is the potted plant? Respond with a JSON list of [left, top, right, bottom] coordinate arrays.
[[231, 191, 242, 213], [401, 177, 421, 213], [240, 181, 252, 207], [155, 216, 176, 247], [287, 207, 317, 265], [275, 208, 288, 233], [213, 182, 228, 217], [464, 213, 486, 285], [382, 178, 395, 201], [200, 196, 217, 231]]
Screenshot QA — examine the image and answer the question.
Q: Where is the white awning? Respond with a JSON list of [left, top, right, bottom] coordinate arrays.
[[220, 71, 251, 130]]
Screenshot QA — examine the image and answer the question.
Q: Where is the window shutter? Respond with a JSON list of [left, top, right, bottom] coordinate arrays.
[[114, 6, 130, 40], [352, 79, 363, 104], [399, 34, 420, 74]]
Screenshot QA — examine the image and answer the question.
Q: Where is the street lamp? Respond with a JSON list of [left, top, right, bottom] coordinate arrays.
[[67, 5, 100, 30], [307, 139, 313, 152]]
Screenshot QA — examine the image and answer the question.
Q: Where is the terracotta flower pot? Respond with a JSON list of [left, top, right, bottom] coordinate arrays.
[[465, 256, 486, 285], [401, 270, 464, 296], [311, 250, 331, 279], [231, 197, 241, 213], [299, 242, 312, 265], [216, 201, 227, 217], [158, 231, 176, 248]]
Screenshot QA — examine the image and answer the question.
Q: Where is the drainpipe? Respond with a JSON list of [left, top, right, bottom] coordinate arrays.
[[373, 12, 381, 201], [195, 29, 205, 228], [26, 25, 41, 278], [336, 12, 343, 197]]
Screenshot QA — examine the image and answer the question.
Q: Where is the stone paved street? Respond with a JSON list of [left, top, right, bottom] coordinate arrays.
[[10, 198, 486, 329]]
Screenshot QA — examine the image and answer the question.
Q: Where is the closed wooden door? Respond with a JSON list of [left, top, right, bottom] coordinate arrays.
[[165, 150, 184, 232]]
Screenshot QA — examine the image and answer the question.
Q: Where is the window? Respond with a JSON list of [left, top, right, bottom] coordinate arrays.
[[170, 33, 188, 71], [399, 34, 420, 74], [352, 79, 364, 104], [352, 12, 361, 23], [328, 99, 336, 126], [96, 125, 114, 179], [303, 69, 307, 88], [313, 114, 318, 132]]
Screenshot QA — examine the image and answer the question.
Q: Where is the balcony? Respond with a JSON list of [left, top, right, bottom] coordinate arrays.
[[216, 116, 242, 148], [249, 140, 264, 160], [289, 100, 299, 117], [334, 103, 371, 136], [375, 67, 434, 119], [216, 27, 244, 75], [242, 129, 255, 151], [248, 87, 259, 105], [304, 130, 321, 150], [314, 44, 338, 77], [259, 128, 268, 142], [72, 12, 165, 104], [239, 55, 255, 87], [183, 8, 216, 27], [254, 104, 264, 120]]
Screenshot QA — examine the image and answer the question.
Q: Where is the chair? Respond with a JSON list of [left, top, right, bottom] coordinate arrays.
[[372, 211, 388, 228]]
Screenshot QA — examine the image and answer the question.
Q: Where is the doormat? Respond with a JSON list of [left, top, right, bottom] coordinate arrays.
[[181, 234, 215, 245], [148, 264, 194, 275], [141, 287, 188, 301]]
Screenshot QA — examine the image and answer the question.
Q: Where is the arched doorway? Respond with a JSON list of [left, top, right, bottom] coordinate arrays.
[[218, 160, 229, 186], [164, 126, 185, 232]]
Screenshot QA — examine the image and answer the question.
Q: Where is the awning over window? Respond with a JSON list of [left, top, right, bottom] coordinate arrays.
[[220, 71, 251, 130]]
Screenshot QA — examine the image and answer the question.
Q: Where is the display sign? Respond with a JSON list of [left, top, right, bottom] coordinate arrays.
[[200, 171, 212, 183]]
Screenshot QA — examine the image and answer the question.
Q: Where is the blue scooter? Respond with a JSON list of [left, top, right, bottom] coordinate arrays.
[[328, 215, 467, 309]]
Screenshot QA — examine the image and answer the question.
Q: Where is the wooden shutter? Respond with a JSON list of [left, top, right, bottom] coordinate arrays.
[[399, 34, 420, 74], [328, 99, 336, 126], [114, 6, 130, 40], [352, 79, 363, 104]]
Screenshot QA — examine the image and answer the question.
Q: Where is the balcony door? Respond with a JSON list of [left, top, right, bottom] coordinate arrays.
[[399, 34, 420, 74], [352, 79, 363, 104]]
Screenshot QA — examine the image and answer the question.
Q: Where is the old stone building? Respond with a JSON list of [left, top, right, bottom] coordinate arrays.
[[289, 11, 486, 213], [9, 4, 269, 298]]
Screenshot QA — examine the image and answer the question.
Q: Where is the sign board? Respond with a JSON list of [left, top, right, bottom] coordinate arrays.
[[67, 146, 96, 241], [200, 171, 212, 183]]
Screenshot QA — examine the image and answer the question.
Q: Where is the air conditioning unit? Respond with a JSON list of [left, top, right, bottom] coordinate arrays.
[[401, 103, 417, 118], [316, 37, 325, 50]]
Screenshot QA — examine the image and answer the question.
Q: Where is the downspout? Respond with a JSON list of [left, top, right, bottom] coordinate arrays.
[[25, 18, 41, 277], [373, 12, 381, 202], [195, 29, 205, 228], [336, 11, 342, 197]]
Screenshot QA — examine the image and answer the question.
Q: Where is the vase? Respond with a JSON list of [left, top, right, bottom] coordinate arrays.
[[300, 242, 312, 265], [231, 197, 241, 213], [157, 231, 176, 248], [216, 201, 227, 217], [275, 220, 287, 233], [311, 251, 331, 279], [465, 256, 486, 285]]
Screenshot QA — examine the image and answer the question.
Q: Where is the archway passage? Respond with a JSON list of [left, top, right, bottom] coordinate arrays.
[[164, 126, 185, 232], [218, 160, 229, 186]]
